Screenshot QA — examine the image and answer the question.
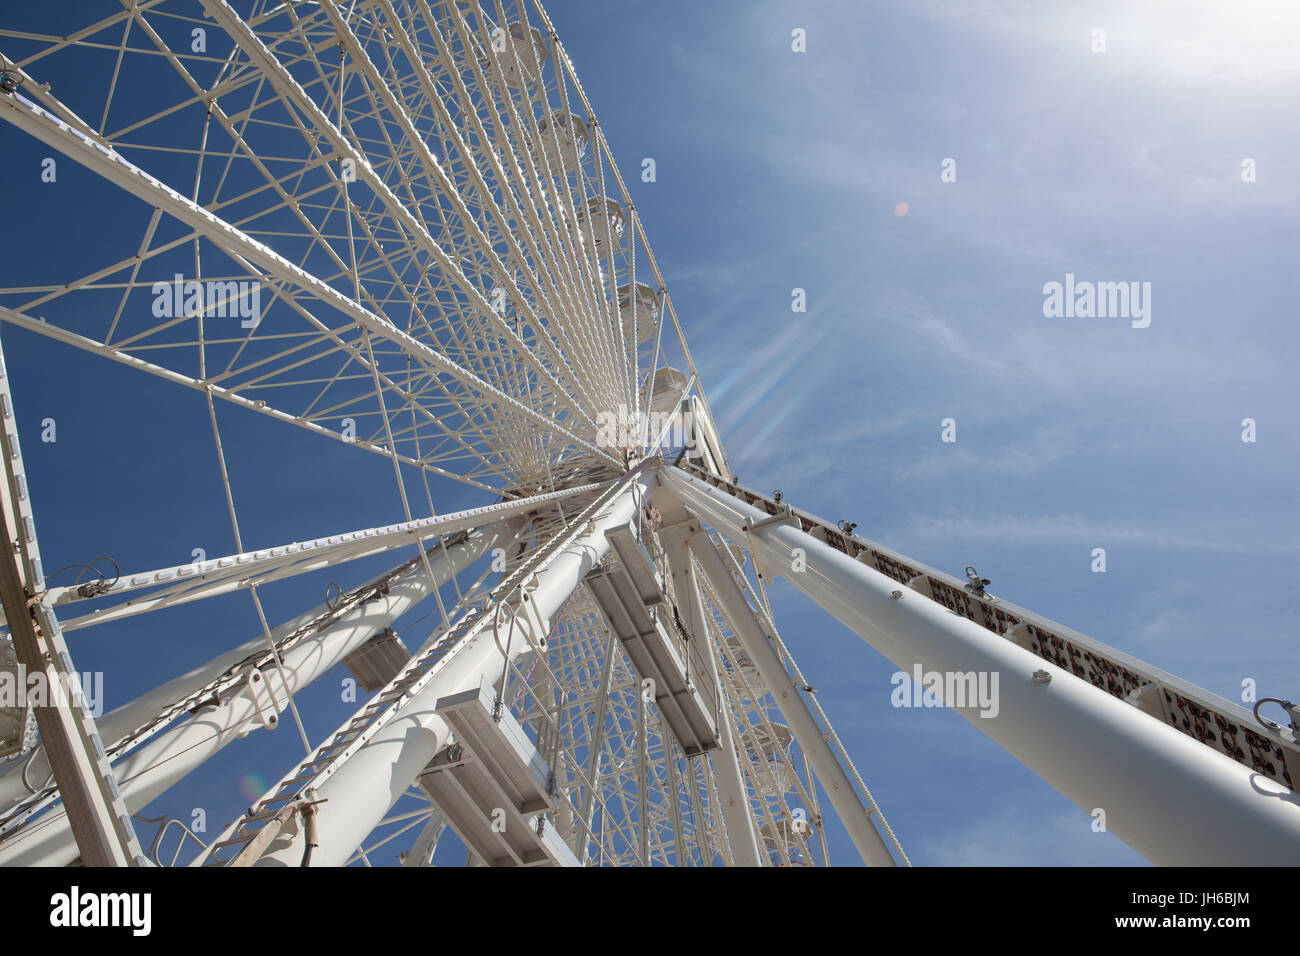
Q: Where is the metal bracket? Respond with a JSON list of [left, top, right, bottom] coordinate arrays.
[[516, 576, 550, 651], [742, 503, 798, 533], [231, 667, 286, 732]]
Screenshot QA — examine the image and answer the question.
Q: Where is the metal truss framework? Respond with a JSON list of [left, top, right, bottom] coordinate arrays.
[[0, 0, 1296, 869]]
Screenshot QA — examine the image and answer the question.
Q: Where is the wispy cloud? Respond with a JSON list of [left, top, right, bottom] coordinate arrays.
[[882, 512, 1300, 553], [917, 806, 1146, 866]]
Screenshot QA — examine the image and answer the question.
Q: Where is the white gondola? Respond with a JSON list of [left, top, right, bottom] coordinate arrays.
[[576, 196, 625, 253], [744, 722, 796, 796], [534, 112, 588, 176], [725, 634, 768, 701], [649, 366, 688, 417], [616, 282, 659, 348], [480, 21, 546, 89], [759, 818, 813, 867]]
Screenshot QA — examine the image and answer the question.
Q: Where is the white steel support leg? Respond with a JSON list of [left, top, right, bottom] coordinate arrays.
[[663, 465, 1300, 865], [255, 479, 650, 867], [660, 731, 689, 863], [576, 627, 618, 862], [656, 517, 763, 866], [0, 525, 503, 815], [0, 541, 142, 866], [0, 528, 498, 866], [636, 682, 650, 865], [400, 812, 446, 867], [684, 525, 900, 867], [0, 339, 144, 866]]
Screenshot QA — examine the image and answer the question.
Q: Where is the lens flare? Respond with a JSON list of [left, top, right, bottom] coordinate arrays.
[[238, 773, 268, 803]]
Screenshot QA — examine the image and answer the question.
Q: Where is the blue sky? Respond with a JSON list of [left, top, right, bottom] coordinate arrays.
[[549, 0, 1300, 864], [2, 0, 1298, 866]]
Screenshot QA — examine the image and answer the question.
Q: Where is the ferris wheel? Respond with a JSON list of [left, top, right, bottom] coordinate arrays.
[[0, 0, 1296, 869]]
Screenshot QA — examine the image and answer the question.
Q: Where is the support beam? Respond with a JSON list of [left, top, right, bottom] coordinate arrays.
[[400, 811, 446, 867], [673, 462, 1300, 787], [575, 620, 618, 863], [663, 465, 1300, 866], [251, 477, 650, 866], [0, 81, 617, 468], [683, 522, 899, 867], [26, 482, 598, 630], [654, 505, 763, 865], [0, 339, 143, 865], [0, 526, 499, 866]]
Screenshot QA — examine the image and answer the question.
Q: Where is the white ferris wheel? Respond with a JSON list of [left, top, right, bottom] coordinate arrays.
[[0, 0, 1296, 871]]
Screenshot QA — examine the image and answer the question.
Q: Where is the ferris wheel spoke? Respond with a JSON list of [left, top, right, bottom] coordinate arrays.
[[203, 1, 606, 427], [0, 89, 623, 477], [321, 1, 611, 415], [378, 0, 623, 413], [0, 0, 986, 870], [30, 482, 598, 632], [122, 0, 579, 431], [430, 2, 631, 406]]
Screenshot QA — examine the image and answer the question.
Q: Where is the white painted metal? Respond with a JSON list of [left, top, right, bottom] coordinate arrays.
[[400, 812, 447, 867], [26, 485, 597, 630], [0, 524, 499, 813], [0, 525, 501, 866], [662, 465, 1300, 865], [0, 0, 1285, 871], [254, 478, 649, 866], [0, 339, 145, 865], [684, 519, 900, 867], [419, 682, 577, 866], [657, 516, 763, 864], [0, 0, 798, 869]]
